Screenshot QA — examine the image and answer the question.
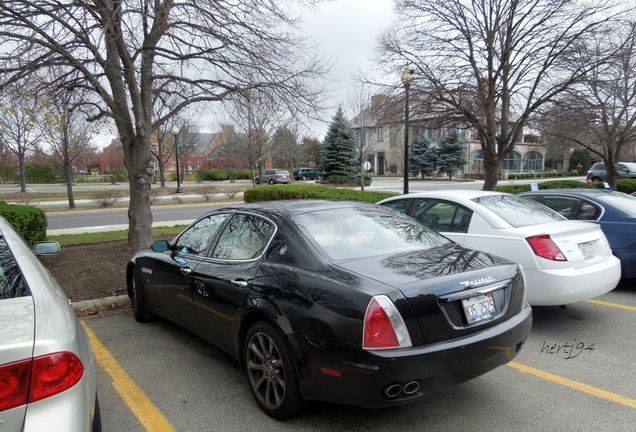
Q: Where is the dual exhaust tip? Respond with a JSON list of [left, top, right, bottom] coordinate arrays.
[[383, 381, 420, 398]]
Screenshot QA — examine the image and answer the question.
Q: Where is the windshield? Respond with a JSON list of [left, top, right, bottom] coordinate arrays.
[[473, 194, 565, 227], [295, 206, 450, 261]]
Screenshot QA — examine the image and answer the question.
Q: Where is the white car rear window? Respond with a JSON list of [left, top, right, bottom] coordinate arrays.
[[473, 194, 565, 227]]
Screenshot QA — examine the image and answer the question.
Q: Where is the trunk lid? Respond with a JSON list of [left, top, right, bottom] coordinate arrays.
[[335, 244, 526, 343], [518, 220, 612, 268]]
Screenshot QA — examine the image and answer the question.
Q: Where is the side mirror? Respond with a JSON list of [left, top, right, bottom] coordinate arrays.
[[151, 240, 170, 252], [33, 241, 60, 256]]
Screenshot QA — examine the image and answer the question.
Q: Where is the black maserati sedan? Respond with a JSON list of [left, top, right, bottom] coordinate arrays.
[[127, 200, 532, 419]]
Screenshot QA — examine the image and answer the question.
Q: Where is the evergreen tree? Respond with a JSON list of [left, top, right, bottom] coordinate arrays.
[[409, 135, 437, 178], [319, 107, 358, 179], [436, 131, 466, 180]]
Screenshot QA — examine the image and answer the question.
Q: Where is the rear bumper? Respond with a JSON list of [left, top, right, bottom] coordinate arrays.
[[525, 255, 621, 305], [293, 305, 532, 409]]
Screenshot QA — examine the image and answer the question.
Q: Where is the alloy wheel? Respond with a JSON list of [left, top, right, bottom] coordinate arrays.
[[246, 331, 286, 409]]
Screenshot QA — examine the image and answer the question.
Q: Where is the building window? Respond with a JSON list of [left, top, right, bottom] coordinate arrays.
[[390, 165, 398, 174], [378, 126, 384, 141], [523, 151, 543, 172], [390, 127, 398, 147], [469, 149, 484, 173], [502, 151, 522, 173]]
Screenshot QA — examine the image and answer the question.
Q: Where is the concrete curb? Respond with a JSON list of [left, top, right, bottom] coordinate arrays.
[[72, 294, 130, 311]]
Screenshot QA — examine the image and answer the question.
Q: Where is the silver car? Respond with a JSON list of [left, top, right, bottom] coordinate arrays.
[[254, 168, 291, 185], [587, 162, 636, 182], [0, 217, 100, 431]]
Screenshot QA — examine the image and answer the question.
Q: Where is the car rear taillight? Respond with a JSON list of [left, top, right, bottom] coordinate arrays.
[[0, 352, 84, 412], [0, 359, 30, 412], [363, 295, 412, 350], [526, 235, 566, 261], [30, 352, 84, 402]]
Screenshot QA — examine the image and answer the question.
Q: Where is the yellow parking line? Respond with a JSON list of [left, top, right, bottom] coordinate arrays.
[[508, 361, 636, 410], [81, 322, 176, 432], [585, 299, 636, 311]]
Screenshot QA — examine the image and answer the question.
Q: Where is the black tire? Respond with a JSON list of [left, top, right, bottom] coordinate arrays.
[[244, 321, 306, 419], [131, 267, 148, 322], [302, 175, 307, 181], [255, 178, 260, 185], [92, 394, 102, 432], [269, 179, 275, 185], [592, 177, 601, 183]]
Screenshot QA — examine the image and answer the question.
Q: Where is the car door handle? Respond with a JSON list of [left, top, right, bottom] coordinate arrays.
[[180, 267, 192, 275], [231, 280, 248, 288]]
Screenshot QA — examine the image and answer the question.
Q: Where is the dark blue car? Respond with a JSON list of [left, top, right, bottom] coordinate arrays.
[[520, 189, 636, 279]]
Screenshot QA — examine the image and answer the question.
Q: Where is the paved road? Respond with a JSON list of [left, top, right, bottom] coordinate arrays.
[[46, 177, 586, 234], [81, 282, 636, 431]]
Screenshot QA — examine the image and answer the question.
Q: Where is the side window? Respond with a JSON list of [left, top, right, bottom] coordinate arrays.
[[382, 199, 410, 214], [212, 214, 275, 260], [410, 199, 472, 233], [543, 197, 580, 220], [175, 213, 229, 255], [0, 237, 30, 300], [578, 201, 600, 221]]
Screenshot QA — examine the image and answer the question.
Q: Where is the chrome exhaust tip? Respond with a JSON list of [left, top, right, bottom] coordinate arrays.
[[403, 381, 420, 394], [383, 384, 403, 398]]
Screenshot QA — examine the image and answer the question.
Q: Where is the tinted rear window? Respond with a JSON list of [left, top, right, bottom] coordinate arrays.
[[473, 194, 565, 227], [295, 206, 450, 261], [0, 236, 30, 299]]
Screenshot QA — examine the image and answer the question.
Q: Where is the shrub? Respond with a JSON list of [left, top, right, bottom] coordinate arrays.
[[321, 174, 372, 187], [243, 184, 398, 203], [236, 169, 252, 180], [224, 188, 240, 199], [195, 185, 220, 201], [204, 170, 229, 181], [0, 202, 47, 245], [90, 190, 123, 207], [592, 179, 636, 195]]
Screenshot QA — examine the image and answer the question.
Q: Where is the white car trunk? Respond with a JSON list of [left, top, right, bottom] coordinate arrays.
[[510, 220, 612, 269]]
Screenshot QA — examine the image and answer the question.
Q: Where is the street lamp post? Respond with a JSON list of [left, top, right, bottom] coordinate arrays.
[[401, 66, 415, 195], [171, 125, 183, 194]]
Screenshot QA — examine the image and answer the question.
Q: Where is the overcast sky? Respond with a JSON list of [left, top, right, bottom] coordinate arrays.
[[297, 0, 396, 136]]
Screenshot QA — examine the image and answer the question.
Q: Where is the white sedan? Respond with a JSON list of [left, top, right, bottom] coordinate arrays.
[[378, 190, 621, 306]]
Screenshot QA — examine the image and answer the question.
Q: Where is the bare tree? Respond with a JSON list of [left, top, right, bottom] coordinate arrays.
[[378, 0, 623, 190], [270, 125, 301, 170], [0, 0, 328, 249], [223, 91, 283, 186], [346, 84, 379, 191], [0, 81, 46, 192], [538, 21, 636, 189], [39, 74, 101, 208]]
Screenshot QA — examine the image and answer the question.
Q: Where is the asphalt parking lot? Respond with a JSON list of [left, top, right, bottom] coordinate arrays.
[[81, 280, 636, 432]]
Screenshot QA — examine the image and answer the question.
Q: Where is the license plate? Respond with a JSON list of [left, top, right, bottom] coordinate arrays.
[[579, 241, 595, 259], [462, 293, 496, 324]]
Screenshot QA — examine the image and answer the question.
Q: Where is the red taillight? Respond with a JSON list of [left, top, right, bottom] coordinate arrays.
[[526, 235, 567, 261], [30, 353, 84, 403], [0, 352, 84, 412], [0, 359, 30, 412], [364, 298, 400, 349]]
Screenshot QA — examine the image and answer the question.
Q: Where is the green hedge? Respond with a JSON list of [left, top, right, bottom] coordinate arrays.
[[321, 174, 372, 187], [243, 184, 398, 203], [0, 202, 47, 245], [496, 179, 636, 195]]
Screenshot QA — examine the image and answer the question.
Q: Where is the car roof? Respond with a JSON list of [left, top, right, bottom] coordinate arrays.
[[210, 199, 377, 217], [520, 188, 617, 198], [381, 189, 506, 203]]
